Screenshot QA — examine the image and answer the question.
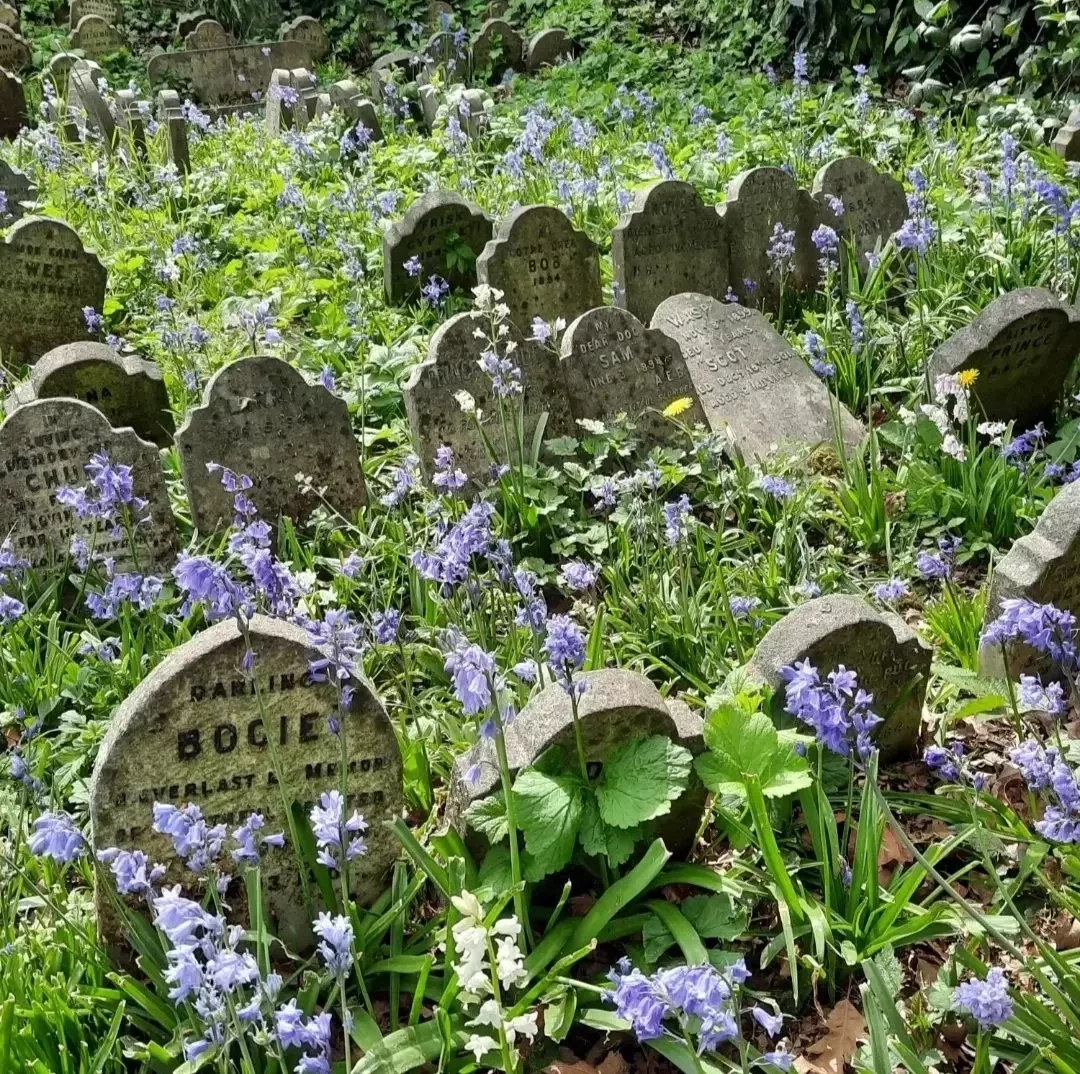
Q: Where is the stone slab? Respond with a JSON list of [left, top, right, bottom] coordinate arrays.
[[72, 15, 125, 60], [0, 65, 25, 140], [0, 158, 35, 219]]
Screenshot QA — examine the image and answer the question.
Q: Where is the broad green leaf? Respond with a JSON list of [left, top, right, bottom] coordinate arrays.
[[697, 705, 811, 799], [579, 796, 642, 867], [596, 735, 692, 828], [680, 894, 748, 940], [642, 915, 676, 963], [514, 767, 582, 878], [465, 793, 508, 844]]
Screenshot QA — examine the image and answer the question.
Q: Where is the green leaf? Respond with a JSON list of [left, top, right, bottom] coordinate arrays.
[[579, 796, 642, 867], [680, 894, 748, 940], [465, 793, 508, 844], [697, 705, 811, 799], [596, 735, 692, 828], [642, 915, 676, 963], [514, 767, 583, 878]]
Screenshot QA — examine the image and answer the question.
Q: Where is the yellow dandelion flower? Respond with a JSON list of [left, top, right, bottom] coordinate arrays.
[[663, 397, 694, 418], [957, 368, 980, 388]]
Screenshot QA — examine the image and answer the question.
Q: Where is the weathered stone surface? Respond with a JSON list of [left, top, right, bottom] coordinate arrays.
[[0, 66, 26, 140], [290, 67, 318, 129], [526, 28, 573, 72], [369, 49, 430, 107], [472, 18, 524, 82], [457, 88, 488, 141], [0, 216, 107, 366], [328, 80, 382, 140], [561, 306, 706, 445], [429, 0, 454, 24], [748, 594, 932, 760], [426, 28, 470, 78], [1053, 109, 1080, 163], [68, 60, 117, 148], [183, 17, 232, 50], [812, 156, 906, 273], [280, 16, 328, 61], [477, 204, 602, 332], [70, 0, 122, 29], [45, 52, 80, 91], [417, 82, 439, 132], [90, 615, 404, 950], [981, 480, 1080, 678], [930, 288, 1080, 428], [8, 342, 174, 446], [156, 88, 190, 173], [114, 88, 147, 158], [264, 68, 295, 134], [612, 180, 729, 324], [176, 355, 366, 532], [0, 4, 17, 31], [72, 15, 125, 60], [651, 293, 861, 461], [722, 166, 833, 312], [0, 398, 177, 572], [0, 25, 29, 71], [383, 191, 493, 303], [0, 159, 35, 219], [405, 309, 574, 481]]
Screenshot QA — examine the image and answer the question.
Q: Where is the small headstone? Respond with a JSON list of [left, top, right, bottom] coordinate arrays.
[[650, 293, 862, 461], [314, 91, 331, 120], [417, 82, 439, 132], [176, 10, 207, 37], [8, 342, 174, 446], [383, 191, 493, 304], [369, 49, 431, 107], [0, 398, 177, 572], [612, 180, 729, 324], [72, 15, 125, 60], [427, 28, 470, 79], [561, 306, 707, 445], [929, 288, 1080, 428], [0, 160, 36, 220], [0, 4, 17, 31], [1053, 109, 1080, 163], [477, 204, 602, 331], [290, 67, 318, 128], [472, 18, 524, 82], [183, 18, 232, 50], [429, 0, 454, 24], [0, 25, 30, 72], [280, 15, 329, 61], [0, 216, 108, 366], [114, 88, 147, 158], [405, 310, 574, 481], [328, 80, 382, 141], [748, 594, 931, 760], [457, 88, 487, 141], [526, 28, 573, 72], [812, 157, 906, 273], [156, 89, 190, 173], [722, 166, 832, 312], [176, 355, 367, 532], [68, 60, 117, 148], [265, 68, 295, 134], [90, 615, 404, 950], [0, 65, 25, 140], [45, 52, 80, 92], [484, 1, 509, 20], [69, 0, 122, 29]]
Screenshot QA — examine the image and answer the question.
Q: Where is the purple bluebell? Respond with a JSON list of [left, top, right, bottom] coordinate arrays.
[[309, 790, 368, 870], [97, 847, 165, 897], [560, 560, 599, 591], [445, 642, 495, 714], [954, 968, 1013, 1030], [313, 912, 354, 975], [663, 495, 692, 547], [780, 660, 882, 759], [29, 811, 86, 863]]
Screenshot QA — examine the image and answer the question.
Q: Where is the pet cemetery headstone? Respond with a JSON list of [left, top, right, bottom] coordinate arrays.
[[0, 159, 36, 219], [369, 49, 430, 107], [44, 52, 80, 93], [291, 68, 319, 128], [456, 88, 488, 141], [427, 28, 470, 79], [0, 25, 30, 72], [1053, 109, 1080, 162], [0, 4, 16, 31], [472, 18, 524, 82], [69, 0, 122, 29], [156, 89, 190, 173], [525, 28, 574, 72], [0, 65, 26, 140], [264, 68, 295, 134], [328, 80, 382, 140], [183, 18, 232, 51], [71, 15, 125, 61], [280, 16, 329, 61], [68, 59, 117, 148], [114, 88, 147, 158]]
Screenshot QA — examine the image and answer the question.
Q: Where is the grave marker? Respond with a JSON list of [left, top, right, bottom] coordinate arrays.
[[280, 16, 328, 61], [369, 49, 431, 107], [329, 80, 382, 140], [526, 28, 573, 72], [457, 88, 487, 141], [183, 18, 232, 50], [477, 204, 602, 332], [156, 89, 190, 173], [472, 17, 524, 82], [427, 28, 470, 78], [1053, 109, 1080, 163], [0, 65, 25, 140], [68, 60, 117, 148], [176, 355, 367, 532], [612, 180, 729, 323], [0, 25, 30, 71], [114, 88, 147, 158], [0, 159, 36, 220], [69, 0, 122, 29], [45, 52, 80, 92], [290, 67, 318, 128], [72, 15, 125, 60], [264, 68, 295, 134], [0, 4, 16, 31], [176, 10, 207, 37]]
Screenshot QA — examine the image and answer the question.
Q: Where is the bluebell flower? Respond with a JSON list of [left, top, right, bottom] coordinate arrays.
[[757, 475, 795, 500], [560, 560, 599, 591], [916, 536, 960, 582], [313, 912, 353, 976], [309, 790, 368, 870], [445, 642, 496, 714], [381, 454, 419, 509], [544, 614, 586, 695], [97, 846, 165, 897], [372, 609, 402, 646], [981, 597, 1078, 675], [872, 578, 908, 603], [729, 596, 761, 620], [752, 1006, 784, 1037], [231, 813, 284, 865], [153, 802, 225, 874], [811, 224, 839, 273], [663, 495, 692, 547], [83, 306, 104, 333], [29, 811, 86, 863], [766, 223, 796, 277], [780, 660, 882, 759], [422, 275, 449, 305], [954, 968, 1013, 1030]]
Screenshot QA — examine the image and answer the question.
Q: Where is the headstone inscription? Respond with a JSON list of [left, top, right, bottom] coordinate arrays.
[[812, 156, 906, 272], [0, 65, 26, 140], [176, 355, 367, 532], [525, 28, 574, 72], [72, 15, 125, 60], [0, 159, 36, 219], [44, 52, 80, 93], [561, 306, 707, 445], [929, 288, 1080, 428], [0, 25, 30, 72], [471, 17, 524, 82], [329, 80, 382, 140], [650, 293, 862, 461], [69, 0, 122, 30], [280, 16, 329, 61], [0, 4, 16, 31], [748, 594, 932, 760], [156, 89, 190, 173], [404, 310, 574, 482], [980, 480, 1080, 678], [183, 18, 233, 50], [383, 191, 493, 303], [1053, 109, 1080, 163], [0, 398, 178, 572], [0, 216, 108, 367], [90, 615, 404, 950], [476, 204, 602, 332], [611, 180, 729, 323], [68, 60, 117, 148]]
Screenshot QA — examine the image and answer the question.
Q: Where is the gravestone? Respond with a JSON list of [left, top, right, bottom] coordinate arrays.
[[72, 15, 125, 60], [183, 18, 232, 50], [561, 306, 707, 445], [383, 191, 493, 303], [405, 310, 574, 482], [0, 217, 107, 367], [114, 88, 147, 158], [265, 68, 295, 134], [0, 25, 30, 72], [0, 160, 36, 220], [290, 67, 318, 128], [485, 0, 508, 16], [722, 166, 832, 312], [314, 91, 332, 120], [526, 28, 574, 72], [458, 88, 487, 141], [280, 16, 328, 61], [369, 49, 431, 107], [156, 89, 190, 173], [612, 180, 729, 324], [980, 480, 1080, 678], [0, 398, 177, 572], [1053, 109, 1080, 163], [45, 52, 80, 92], [0, 66, 26, 140], [68, 60, 117, 148], [447, 669, 703, 856], [90, 615, 404, 950], [427, 29, 470, 78], [929, 288, 1080, 428], [748, 594, 931, 760], [176, 355, 367, 532], [0, 4, 16, 30], [812, 157, 906, 272], [329, 80, 382, 140], [70, 0, 122, 28], [177, 10, 207, 37], [429, 0, 454, 23], [477, 204, 602, 332], [472, 17, 524, 82], [651, 293, 862, 461], [7, 343, 174, 446]]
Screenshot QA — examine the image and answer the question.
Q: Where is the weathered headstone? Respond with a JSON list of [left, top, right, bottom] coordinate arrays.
[[561, 306, 707, 445], [156, 89, 190, 173], [651, 293, 861, 460], [477, 204, 602, 332], [114, 88, 147, 158], [0, 398, 177, 572], [383, 191, 493, 304], [72, 15, 125, 60], [0, 25, 30, 72], [68, 60, 117, 148], [90, 615, 404, 950], [429, 0, 454, 24], [7, 343, 174, 446], [457, 88, 487, 141], [0, 160, 36, 220], [812, 157, 906, 273], [472, 17, 524, 82], [612, 180, 729, 324], [369, 49, 431, 107], [0, 216, 107, 366], [748, 594, 931, 760], [177, 10, 207, 37], [183, 18, 232, 50], [980, 480, 1080, 678], [70, 0, 122, 29], [485, 0, 508, 16], [1053, 109, 1080, 163], [405, 310, 574, 481], [45, 52, 80, 92], [290, 67, 318, 128], [929, 288, 1080, 428], [417, 82, 439, 132], [280, 16, 328, 61], [329, 80, 382, 141], [264, 68, 295, 134], [0, 65, 25, 140], [426, 28, 470, 78], [722, 166, 833, 312], [526, 28, 574, 72], [176, 355, 367, 532], [0, 4, 17, 31]]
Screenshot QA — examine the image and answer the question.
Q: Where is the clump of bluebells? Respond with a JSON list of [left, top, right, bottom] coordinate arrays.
[[780, 662, 881, 759]]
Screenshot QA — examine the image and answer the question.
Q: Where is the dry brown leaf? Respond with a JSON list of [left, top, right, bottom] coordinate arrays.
[[1054, 913, 1080, 951], [548, 1062, 597, 1074], [877, 826, 914, 885], [794, 1000, 866, 1074], [597, 1052, 627, 1074]]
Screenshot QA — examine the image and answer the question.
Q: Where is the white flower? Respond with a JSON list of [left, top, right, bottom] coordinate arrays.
[[467, 999, 502, 1029], [464, 1035, 498, 1061], [454, 390, 476, 413], [919, 403, 949, 436], [505, 1011, 539, 1046], [451, 891, 485, 921], [978, 421, 1007, 445], [491, 917, 521, 938], [495, 935, 527, 990], [942, 434, 967, 461], [898, 406, 917, 427]]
